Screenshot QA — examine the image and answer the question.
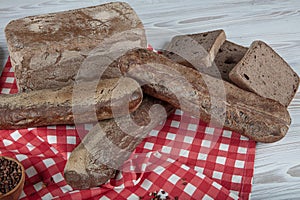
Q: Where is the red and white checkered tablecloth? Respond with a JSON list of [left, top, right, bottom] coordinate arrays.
[[0, 58, 256, 200]]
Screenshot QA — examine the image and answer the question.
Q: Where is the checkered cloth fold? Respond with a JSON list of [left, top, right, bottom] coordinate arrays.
[[0, 58, 255, 200]]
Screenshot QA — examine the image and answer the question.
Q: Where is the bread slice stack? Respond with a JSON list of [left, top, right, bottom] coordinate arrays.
[[214, 40, 248, 83], [163, 30, 299, 107]]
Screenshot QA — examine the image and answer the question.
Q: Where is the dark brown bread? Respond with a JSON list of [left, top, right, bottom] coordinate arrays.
[[229, 40, 299, 107], [162, 40, 248, 82], [162, 29, 226, 69], [112, 48, 291, 143], [213, 40, 248, 82], [64, 96, 175, 189], [5, 2, 146, 91], [0, 77, 142, 129], [160, 50, 195, 69]]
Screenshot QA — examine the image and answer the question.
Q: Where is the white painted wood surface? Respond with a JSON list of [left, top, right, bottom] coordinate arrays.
[[0, 0, 300, 199]]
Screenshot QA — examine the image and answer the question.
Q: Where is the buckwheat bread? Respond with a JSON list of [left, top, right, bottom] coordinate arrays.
[[164, 40, 248, 82], [5, 2, 146, 92], [0, 77, 142, 129], [112, 48, 291, 143], [162, 29, 226, 70], [64, 96, 175, 189], [213, 40, 248, 82], [229, 40, 299, 107], [160, 50, 194, 69]]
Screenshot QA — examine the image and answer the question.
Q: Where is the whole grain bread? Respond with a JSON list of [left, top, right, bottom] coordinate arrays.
[[229, 40, 300, 107], [0, 77, 142, 129], [172, 40, 248, 82], [64, 96, 175, 189], [5, 2, 146, 91], [162, 29, 226, 70], [112, 48, 291, 143], [213, 40, 248, 82]]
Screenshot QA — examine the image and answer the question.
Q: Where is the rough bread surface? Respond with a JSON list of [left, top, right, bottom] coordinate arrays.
[[213, 40, 248, 82], [64, 96, 175, 189], [5, 2, 146, 91], [163, 29, 226, 70], [229, 40, 299, 107], [0, 77, 143, 129], [113, 48, 291, 143]]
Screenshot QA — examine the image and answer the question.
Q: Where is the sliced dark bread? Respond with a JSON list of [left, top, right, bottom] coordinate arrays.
[[160, 50, 195, 69], [161, 39, 247, 82], [213, 40, 248, 82], [162, 29, 226, 70], [229, 40, 299, 107]]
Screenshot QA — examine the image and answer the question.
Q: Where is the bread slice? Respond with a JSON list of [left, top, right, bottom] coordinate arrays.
[[229, 40, 299, 107], [160, 50, 195, 69], [161, 39, 247, 82], [213, 40, 248, 82], [162, 29, 226, 70]]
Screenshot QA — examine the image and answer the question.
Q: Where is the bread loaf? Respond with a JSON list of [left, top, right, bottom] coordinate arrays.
[[113, 48, 291, 143], [5, 2, 146, 91], [229, 40, 299, 106], [64, 96, 175, 189], [0, 77, 142, 129], [162, 29, 226, 69]]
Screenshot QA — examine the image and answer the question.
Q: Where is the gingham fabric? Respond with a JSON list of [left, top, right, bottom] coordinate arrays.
[[0, 58, 256, 200]]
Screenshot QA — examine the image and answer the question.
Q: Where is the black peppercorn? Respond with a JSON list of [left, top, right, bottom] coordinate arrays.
[[0, 157, 22, 195]]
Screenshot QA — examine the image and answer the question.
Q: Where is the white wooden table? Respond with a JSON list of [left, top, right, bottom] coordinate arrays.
[[1, 0, 300, 199]]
